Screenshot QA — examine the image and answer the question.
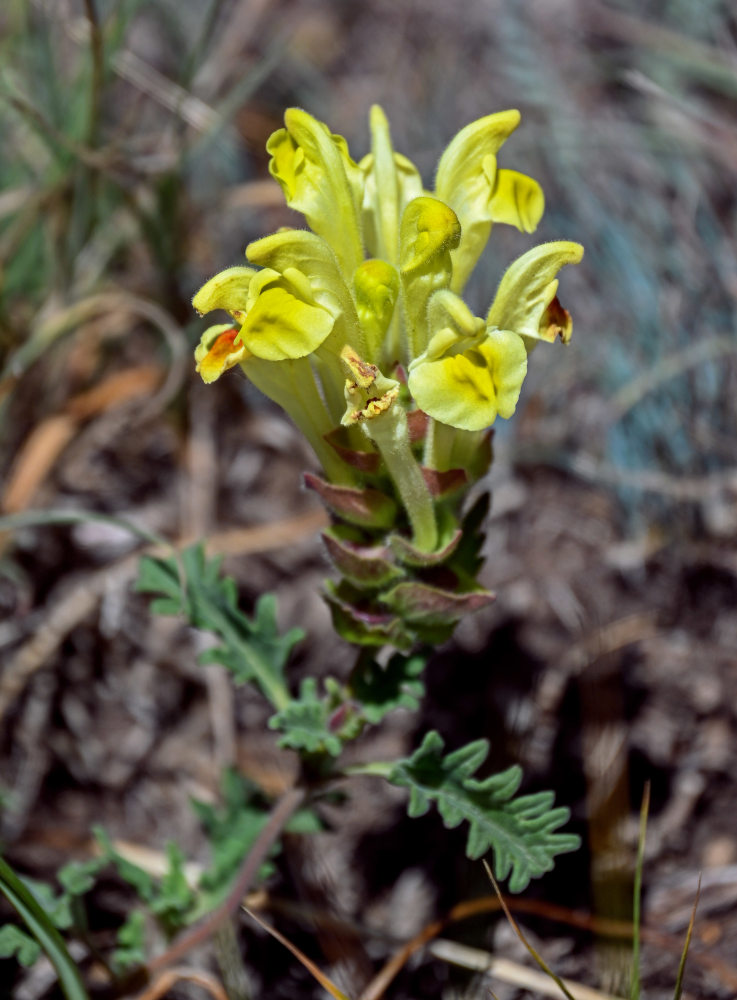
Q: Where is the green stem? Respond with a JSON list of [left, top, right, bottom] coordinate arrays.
[[366, 408, 437, 551], [244, 356, 355, 486], [342, 760, 394, 778]]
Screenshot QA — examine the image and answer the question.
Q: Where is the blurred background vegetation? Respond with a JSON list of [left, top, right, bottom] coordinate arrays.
[[1, 1, 737, 997]]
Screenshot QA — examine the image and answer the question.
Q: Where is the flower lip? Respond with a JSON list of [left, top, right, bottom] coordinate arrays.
[[195, 324, 247, 383]]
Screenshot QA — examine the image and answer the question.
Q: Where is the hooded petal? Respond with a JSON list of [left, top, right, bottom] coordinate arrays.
[[192, 266, 257, 323], [486, 240, 583, 350], [399, 196, 461, 359], [359, 105, 424, 263], [266, 109, 364, 274], [434, 110, 536, 291]]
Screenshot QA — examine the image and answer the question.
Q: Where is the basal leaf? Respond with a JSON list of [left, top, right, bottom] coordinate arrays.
[[389, 731, 579, 893]]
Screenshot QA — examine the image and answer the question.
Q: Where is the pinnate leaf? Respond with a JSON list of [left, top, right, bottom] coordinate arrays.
[[137, 545, 301, 708], [351, 652, 426, 724], [268, 678, 343, 757], [0, 924, 41, 967], [112, 911, 146, 975], [389, 731, 579, 892]]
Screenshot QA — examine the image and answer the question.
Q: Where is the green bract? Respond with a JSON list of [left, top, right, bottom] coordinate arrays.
[[193, 105, 583, 640]]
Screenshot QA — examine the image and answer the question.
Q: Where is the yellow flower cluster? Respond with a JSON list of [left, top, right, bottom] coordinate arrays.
[[193, 106, 582, 551]]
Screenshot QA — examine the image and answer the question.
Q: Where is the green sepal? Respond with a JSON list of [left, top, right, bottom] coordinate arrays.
[[389, 526, 462, 567], [304, 473, 398, 529], [324, 427, 381, 475], [382, 579, 494, 626], [420, 467, 468, 499], [324, 580, 410, 649], [407, 408, 429, 443], [321, 529, 404, 589]]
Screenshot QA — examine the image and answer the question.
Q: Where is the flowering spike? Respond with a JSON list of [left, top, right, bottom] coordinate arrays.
[[193, 106, 583, 646]]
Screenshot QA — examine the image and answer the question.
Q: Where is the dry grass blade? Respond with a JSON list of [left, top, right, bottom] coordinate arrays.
[[482, 860, 577, 1000], [357, 912, 445, 1000], [1, 292, 186, 414], [1, 415, 77, 515], [243, 907, 351, 1000], [133, 966, 228, 1000], [428, 938, 624, 1000]]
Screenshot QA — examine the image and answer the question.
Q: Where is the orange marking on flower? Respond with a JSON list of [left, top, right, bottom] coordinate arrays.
[[197, 327, 245, 382], [211, 327, 239, 352]]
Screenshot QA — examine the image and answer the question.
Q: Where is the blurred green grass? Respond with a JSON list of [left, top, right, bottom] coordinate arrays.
[[1, 0, 736, 528]]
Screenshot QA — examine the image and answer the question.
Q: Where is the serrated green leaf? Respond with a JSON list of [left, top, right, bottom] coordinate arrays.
[[57, 859, 106, 898], [388, 731, 580, 893], [22, 878, 74, 931], [149, 842, 195, 934], [136, 544, 301, 710], [93, 828, 155, 903], [268, 677, 343, 756], [192, 771, 280, 910], [350, 652, 426, 724], [0, 923, 42, 966], [191, 770, 320, 919], [112, 910, 146, 976], [136, 554, 182, 603]]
